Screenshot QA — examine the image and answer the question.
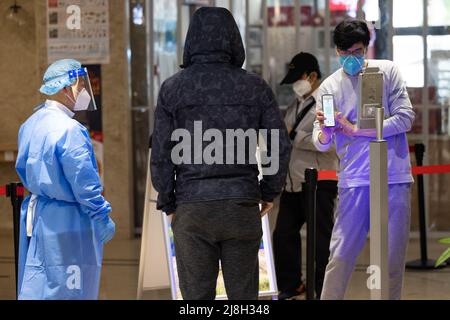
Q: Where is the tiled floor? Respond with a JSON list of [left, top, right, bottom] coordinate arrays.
[[1, 232, 449, 300]]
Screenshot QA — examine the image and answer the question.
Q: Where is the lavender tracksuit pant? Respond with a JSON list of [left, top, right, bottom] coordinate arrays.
[[320, 183, 411, 300]]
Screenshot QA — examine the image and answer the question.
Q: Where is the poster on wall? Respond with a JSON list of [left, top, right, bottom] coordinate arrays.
[[47, 0, 110, 64]]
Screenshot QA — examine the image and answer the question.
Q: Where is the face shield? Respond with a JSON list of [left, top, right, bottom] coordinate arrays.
[[67, 67, 97, 111]]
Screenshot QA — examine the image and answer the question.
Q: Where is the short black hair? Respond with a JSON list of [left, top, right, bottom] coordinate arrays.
[[333, 19, 370, 50]]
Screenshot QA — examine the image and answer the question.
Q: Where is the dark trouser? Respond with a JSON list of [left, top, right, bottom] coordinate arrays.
[[172, 199, 262, 300], [273, 180, 337, 298]]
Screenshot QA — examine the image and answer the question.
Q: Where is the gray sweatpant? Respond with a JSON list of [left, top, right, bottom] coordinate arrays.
[[172, 199, 263, 300], [321, 184, 411, 300]]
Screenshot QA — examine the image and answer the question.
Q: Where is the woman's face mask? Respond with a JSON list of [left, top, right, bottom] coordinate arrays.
[[292, 76, 312, 98]]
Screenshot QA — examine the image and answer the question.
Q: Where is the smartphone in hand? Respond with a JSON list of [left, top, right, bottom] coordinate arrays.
[[322, 94, 336, 127]]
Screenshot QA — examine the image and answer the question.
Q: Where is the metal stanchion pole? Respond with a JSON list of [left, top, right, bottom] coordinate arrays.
[[305, 168, 318, 300], [370, 107, 389, 300], [406, 144, 446, 269]]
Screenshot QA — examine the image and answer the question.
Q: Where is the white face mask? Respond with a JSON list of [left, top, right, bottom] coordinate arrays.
[[73, 88, 92, 111], [292, 79, 312, 98], [66, 88, 92, 111]]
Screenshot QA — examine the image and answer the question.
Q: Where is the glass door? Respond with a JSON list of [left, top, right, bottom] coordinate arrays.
[[129, 0, 152, 234], [393, 0, 450, 231], [425, 0, 450, 231]]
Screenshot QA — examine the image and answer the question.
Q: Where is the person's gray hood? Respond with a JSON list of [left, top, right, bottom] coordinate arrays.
[[181, 7, 245, 68]]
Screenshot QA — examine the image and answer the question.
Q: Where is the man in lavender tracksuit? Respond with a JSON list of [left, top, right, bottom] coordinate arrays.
[[313, 19, 415, 300]]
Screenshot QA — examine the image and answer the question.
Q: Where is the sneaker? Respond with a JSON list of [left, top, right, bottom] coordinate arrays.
[[278, 283, 306, 300]]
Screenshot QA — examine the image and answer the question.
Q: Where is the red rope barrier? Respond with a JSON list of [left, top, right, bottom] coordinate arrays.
[[16, 186, 25, 197], [412, 164, 450, 176], [17, 187, 25, 197], [2, 165, 450, 193], [318, 164, 450, 181], [0, 185, 25, 197], [318, 170, 338, 180]]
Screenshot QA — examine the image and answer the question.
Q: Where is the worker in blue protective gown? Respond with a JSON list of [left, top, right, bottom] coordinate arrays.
[[15, 59, 115, 300]]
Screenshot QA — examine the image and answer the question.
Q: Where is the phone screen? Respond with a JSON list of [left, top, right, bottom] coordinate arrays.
[[322, 95, 336, 127]]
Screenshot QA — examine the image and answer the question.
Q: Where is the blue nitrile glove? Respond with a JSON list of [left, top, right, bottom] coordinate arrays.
[[94, 215, 116, 244]]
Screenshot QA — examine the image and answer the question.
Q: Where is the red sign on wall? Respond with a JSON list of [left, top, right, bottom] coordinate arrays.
[[329, 0, 358, 11], [267, 6, 315, 27]]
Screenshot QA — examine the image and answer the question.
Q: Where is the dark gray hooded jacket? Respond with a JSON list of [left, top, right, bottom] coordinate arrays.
[[151, 7, 291, 213]]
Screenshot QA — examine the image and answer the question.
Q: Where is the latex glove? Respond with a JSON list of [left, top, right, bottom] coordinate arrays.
[[337, 114, 376, 138], [260, 201, 273, 218], [94, 215, 116, 244], [316, 111, 343, 144]]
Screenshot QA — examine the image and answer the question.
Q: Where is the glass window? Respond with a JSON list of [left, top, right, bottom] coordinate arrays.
[[299, 0, 327, 68], [393, 0, 423, 28], [215, 0, 230, 9], [268, 0, 295, 5], [392, 0, 424, 138], [393, 35, 424, 88], [247, 0, 266, 77], [363, 0, 380, 22], [428, 0, 450, 26], [266, 0, 295, 106], [154, 0, 178, 99], [232, 0, 247, 56], [249, 0, 264, 26], [428, 35, 450, 107], [427, 1, 450, 232], [130, 0, 149, 107]]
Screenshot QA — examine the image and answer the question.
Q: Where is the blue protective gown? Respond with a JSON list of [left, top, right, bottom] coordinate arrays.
[[15, 100, 111, 300]]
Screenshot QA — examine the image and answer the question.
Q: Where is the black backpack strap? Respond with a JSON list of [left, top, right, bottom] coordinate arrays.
[[289, 96, 316, 140]]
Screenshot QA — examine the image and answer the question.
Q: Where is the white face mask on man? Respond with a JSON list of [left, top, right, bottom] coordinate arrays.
[[73, 88, 92, 111], [292, 78, 312, 99], [65, 87, 92, 111]]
